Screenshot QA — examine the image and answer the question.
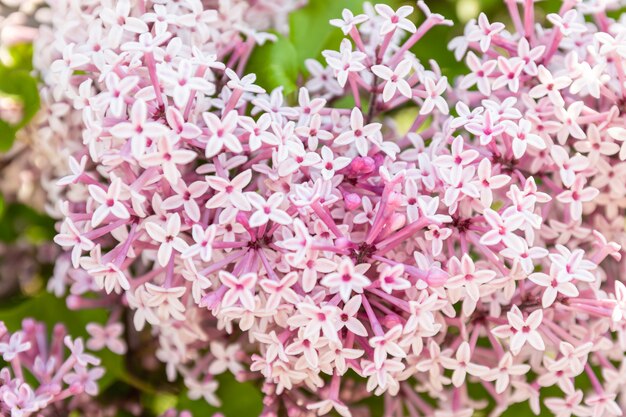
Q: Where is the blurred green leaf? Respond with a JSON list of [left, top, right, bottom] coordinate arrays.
[[0, 202, 55, 243], [288, 0, 363, 71], [246, 34, 299, 94], [288, 0, 401, 73], [0, 67, 40, 151], [7, 43, 35, 72], [176, 373, 263, 417]]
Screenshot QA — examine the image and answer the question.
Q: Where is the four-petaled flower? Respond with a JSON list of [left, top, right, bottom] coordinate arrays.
[[88, 178, 130, 227], [321, 258, 371, 302], [109, 99, 169, 158], [145, 213, 187, 266], [248, 192, 292, 227], [371, 59, 413, 102], [492, 306, 545, 355], [219, 271, 257, 310]]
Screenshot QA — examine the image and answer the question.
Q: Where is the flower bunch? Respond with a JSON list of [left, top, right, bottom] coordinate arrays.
[[32, 1, 626, 417], [0, 319, 102, 417], [443, 0, 626, 414]]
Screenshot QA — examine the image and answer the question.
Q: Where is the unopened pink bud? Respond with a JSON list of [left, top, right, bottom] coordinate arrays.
[[427, 267, 448, 287], [344, 192, 361, 210], [350, 156, 376, 174]]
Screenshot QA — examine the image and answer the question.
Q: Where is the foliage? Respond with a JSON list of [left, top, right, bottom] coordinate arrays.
[[0, 43, 40, 151]]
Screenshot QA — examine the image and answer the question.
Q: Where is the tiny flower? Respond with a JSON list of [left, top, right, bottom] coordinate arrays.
[[288, 299, 340, 342], [369, 325, 406, 367], [547, 10, 587, 36], [492, 57, 524, 92], [337, 295, 368, 336], [528, 269, 579, 308], [374, 4, 416, 35], [467, 13, 505, 52], [225, 68, 265, 94], [159, 59, 215, 108], [64, 336, 101, 367], [208, 342, 244, 375], [247, 192, 292, 227], [446, 254, 496, 302], [420, 76, 449, 115], [89, 262, 131, 294], [371, 59, 413, 102], [440, 342, 489, 387], [88, 178, 130, 227], [329, 9, 368, 35], [321, 258, 371, 302], [492, 306, 545, 355], [607, 126, 626, 161], [181, 224, 217, 262], [479, 208, 523, 248], [465, 109, 505, 145], [205, 169, 253, 212], [484, 352, 530, 393], [548, 244, 597, 283], [54, 219, 95, 268], [162, 180, 209, 222], [334, 107, 382, 156], [57, 155, 88, 186], [460, 52, 497, 96], [219, 271, 257, 310], [145, 213, 187, 266], [551, 145, 589, 188], [322, 39, 366, 88], [109, 99, 169, 158], [505, 119, 546, 159], [0, 332, 30, 361], [556, 176, 599, 220], [202, 110, 242, 158], [259, 272, 299, 311], [307, 399, 352, 417], [140, 136, 197, 185], [378, 264, 411, 294], [145, 283, 187, 321], [240, 114, 280, 151], [316, 146, 351, 180], [529, 65, 571, 106], [86, 323, 127, 355]]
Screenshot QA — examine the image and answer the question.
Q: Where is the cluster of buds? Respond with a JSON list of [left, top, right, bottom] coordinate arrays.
[[29, 0, 626, 417], [0, 319, 102, 417]]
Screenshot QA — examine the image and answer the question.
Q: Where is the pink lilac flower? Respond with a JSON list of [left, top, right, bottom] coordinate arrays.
[[0, 319, 102, 416], [37, 0, 626, 415]]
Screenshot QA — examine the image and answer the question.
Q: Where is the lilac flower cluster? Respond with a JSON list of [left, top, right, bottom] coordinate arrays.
[[26, 0, 626, 416], [0, 319, 102, 416]]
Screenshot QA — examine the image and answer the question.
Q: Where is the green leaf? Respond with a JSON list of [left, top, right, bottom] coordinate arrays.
[[0, 67, 40, 151], [289, 0, 402, 73], [288, 0, 360, 71], [246, 34, 299, 94], [7, 43, 35, 72], [0, 203, 55, 243], [176, 373, 263, 417]]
